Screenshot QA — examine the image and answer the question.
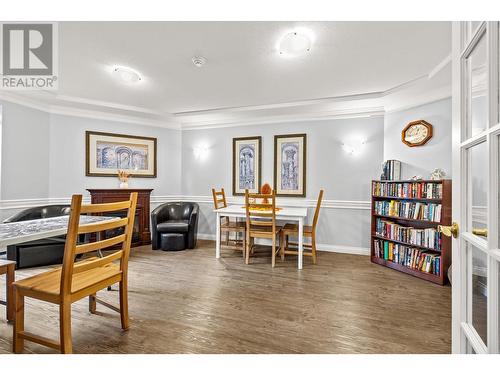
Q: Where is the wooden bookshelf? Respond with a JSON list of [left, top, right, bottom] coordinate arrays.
[[370, 179, 452, 285]]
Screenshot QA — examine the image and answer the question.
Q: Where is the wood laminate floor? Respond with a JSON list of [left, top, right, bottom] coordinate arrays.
[[0, 241, 451, 354]]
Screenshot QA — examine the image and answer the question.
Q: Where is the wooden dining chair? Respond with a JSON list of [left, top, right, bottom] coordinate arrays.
[[281, 190, 324, 264], [212, 188, 246, 258], [12, 192, 138, 354], [245, 189, 282, 267]]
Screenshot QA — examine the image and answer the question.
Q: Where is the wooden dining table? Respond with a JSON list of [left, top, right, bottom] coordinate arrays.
[[214, 205, 308, 269]]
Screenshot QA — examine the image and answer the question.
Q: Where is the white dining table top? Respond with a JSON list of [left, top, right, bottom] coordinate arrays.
[[214, 205, 307, 218], [0, 215, 118, 248]]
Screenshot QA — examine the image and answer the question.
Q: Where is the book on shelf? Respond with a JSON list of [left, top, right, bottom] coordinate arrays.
[[381, 160, 401, 180], [373, 239, 441, 275], [374, 200, 442, 222], [375, 218, 442, 250], [372, 181, 443, 199]]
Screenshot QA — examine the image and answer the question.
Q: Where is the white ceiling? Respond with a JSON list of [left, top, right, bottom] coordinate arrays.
[[6, 21, 452, 128]]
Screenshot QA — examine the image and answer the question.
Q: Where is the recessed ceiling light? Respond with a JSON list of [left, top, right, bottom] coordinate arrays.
[[192, 56, 207, 67], [112, 66, 142, 83], [277, 29, 314, 58]]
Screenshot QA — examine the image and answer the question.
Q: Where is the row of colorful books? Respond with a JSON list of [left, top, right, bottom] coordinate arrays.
[[372, 181, 443, 199], [373, 239, 441, 275], [374, 200, 442, 222], [375, 218, 442, 250]]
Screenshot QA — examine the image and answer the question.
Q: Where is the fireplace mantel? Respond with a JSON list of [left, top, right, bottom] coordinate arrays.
[[86, 188, 153, 247]]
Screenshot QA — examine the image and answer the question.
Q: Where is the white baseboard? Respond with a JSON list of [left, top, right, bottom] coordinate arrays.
[[316, 244, 370, 256], [197, 233, 369, 256], [197, 233, 217, 241]]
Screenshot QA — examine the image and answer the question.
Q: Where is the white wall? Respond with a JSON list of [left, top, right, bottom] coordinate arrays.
[[48, 114, 181, 198], [181, 117, 384, 251], [384, 98, 452, 179], [0, 102, 51, 201]]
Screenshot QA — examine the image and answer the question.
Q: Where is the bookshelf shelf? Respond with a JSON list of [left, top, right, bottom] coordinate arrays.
[[373, 214, 441, 225], [370, 256, 443, 283], [372, 196, 442, 203], [372, 235, 442, 252], [370, 179, 452, 285]]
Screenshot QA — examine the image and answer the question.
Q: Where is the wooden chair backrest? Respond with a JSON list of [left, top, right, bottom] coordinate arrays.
[[60, 192, 138, 296], [245, 189, 277, 233], [312, 189, 324, 232], [211, 188, 227, 209]]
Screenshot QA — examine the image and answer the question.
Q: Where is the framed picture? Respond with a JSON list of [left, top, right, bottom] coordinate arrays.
[[232, 136, 262, 196], [274, 133, 307, 197], [86, 131, 157, 177]]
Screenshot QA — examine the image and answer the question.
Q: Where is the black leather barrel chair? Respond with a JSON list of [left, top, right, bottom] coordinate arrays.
[[151, 202, 199, 250], [3, 205, 71, 269]]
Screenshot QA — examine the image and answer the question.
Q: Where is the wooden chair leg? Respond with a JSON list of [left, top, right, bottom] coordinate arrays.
[[59, 302, 73, 354], [245, 234, 251, 265], [119, 279, 130, 330], [280, 232, 285, 261], [12, 290, 24, 354], [241, 231, 246, 259], [272, 237, 276, 268], [6, 264, 14, 322], [312, 235, 317, 264]]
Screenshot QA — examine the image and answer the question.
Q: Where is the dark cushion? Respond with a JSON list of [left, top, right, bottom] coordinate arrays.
[[160, 233, 186, 251], [156, 220, 189, 233], [166, 203, 196, 221]]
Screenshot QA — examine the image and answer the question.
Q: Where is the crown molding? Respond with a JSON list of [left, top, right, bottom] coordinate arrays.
[[54, 94, 169, 117], [181, 107, 385, 130], [174, 91, 384, 117], [0, 91, 181, 130], [48, 104, 180, 129], [384, 86, 451, 114]]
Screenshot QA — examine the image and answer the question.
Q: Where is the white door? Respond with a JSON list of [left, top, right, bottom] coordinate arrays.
[[451, 21, 500, 354]]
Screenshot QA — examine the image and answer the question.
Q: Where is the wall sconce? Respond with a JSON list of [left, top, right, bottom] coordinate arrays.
[[193, 144, 209, 160], [342, 139, 366, 155]]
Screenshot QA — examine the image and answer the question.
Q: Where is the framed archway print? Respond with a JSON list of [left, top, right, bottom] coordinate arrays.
[[274, 133, 307, 197]]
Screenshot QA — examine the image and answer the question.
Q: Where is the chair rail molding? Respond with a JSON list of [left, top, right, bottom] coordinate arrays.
[[0, 195, 371, 211]]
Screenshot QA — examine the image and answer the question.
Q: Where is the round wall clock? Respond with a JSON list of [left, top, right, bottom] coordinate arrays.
[[401, 120, 433, 147]]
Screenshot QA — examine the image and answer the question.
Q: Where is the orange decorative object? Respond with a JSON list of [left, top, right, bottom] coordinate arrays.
[[261, 183, 272, 203], [242, 206, 282, 212]]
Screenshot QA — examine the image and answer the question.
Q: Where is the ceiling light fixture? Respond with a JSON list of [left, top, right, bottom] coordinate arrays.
[[112, 66, 142, 83], [278, 29, 314, 58], [192, 56, 207, 67]]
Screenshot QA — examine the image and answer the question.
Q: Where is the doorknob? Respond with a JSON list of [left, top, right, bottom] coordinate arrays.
[[438, 222, 459, 238], [472, 228, 488, 237]]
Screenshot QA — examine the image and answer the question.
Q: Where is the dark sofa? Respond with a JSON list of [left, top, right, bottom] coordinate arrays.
[[4, 205, 71, 269]]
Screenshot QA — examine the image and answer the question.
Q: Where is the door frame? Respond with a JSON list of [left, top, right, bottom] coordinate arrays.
[[452, 21, 500, 354]]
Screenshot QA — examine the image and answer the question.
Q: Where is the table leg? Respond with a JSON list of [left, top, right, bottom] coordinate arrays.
[[6, 264, 15, 322], [89, 294, 97, 314], [298, 217, 304, 270], [216, 212, 221, 259]]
